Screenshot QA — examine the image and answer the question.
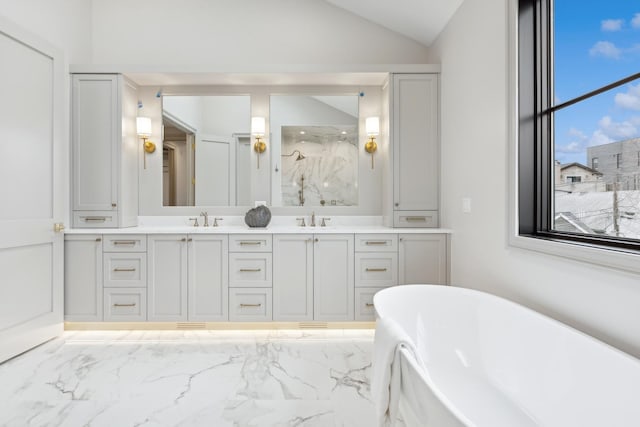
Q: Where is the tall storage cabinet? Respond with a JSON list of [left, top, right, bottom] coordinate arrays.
[[391, 73, 440, 227], [71, 74, 138, 228]]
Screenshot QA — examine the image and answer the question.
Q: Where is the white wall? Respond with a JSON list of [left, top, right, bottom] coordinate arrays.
[[0, 0, 91, 63], [428, 0, 640, 357], [90, 0, 429, 65]]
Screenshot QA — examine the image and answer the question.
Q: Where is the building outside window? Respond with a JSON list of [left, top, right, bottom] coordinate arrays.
[[519, 0, 640, 246]]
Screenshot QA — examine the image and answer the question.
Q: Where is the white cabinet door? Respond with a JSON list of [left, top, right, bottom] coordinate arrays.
[[71, 74, 138, 228], [64, 235, 103, 321], [188, 235, 228, 321], [273, 234, 313, 321], [72, 74, 118, 212], [398, 234, 448, 285], [393, 74, 439, 215], [0, 18, 65, 362], [313, 234, 354, 321], [147, 235, 188, 321]]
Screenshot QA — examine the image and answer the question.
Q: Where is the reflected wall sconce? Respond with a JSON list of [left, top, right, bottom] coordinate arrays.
[[365, 117, 379, 169], [251, 116, 266, 169], [136, 117, 156, 169]]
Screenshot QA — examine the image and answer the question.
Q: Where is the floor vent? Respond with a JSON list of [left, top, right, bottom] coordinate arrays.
[[176, 322, 206, 330], [298, 322, 328, 329]]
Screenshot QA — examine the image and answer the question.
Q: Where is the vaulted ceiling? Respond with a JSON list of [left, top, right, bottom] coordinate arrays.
[[323, 0, 464, 47]]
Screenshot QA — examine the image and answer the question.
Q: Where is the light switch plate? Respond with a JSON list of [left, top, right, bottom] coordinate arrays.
[[462, 197, 472, 213]]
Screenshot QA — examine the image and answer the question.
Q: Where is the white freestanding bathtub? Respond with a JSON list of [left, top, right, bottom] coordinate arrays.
[[373, 285, 640, 427]]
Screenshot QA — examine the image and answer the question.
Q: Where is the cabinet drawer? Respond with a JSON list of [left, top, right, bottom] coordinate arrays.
[[229, 288, 272, 321], [73, 211, 118, 228], [229, 253, 272, 288], [229, 235, 272, 252], [355, 234, 398, 252], [394, 211, 438, 228], [104, 288, 146, 321], [355, 253, 398, 287], [103, 235, 147, 252], [104, 253, 147, 287], [355, 287, 386, 321]]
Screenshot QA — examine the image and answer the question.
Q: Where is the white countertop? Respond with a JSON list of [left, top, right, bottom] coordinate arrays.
[[65, 216, 452, 234], [65, 225, 452, 235]]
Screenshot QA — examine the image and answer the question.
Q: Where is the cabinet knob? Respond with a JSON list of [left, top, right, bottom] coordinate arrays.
[[395, 202, 399, 207], [187, 238, 193, 242], [112, 203, 117, 208], [95, 238, 102, 242], [314, 238, 319, 242], [180, 238, 187, 242]]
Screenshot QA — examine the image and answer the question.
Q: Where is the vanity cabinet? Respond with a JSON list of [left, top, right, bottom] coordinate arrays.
[[71, 74, 138, 228], [147, 234, 188, 321], [64, 235, 103, 321], [398, 234, 448, 285], [147, 234, 228, 321], [228, 235, 268, 321], [391, 73, 439, 227], [313, 234, 355, 321], [273, 234, 313, 321], [273, 234, 354, 321]]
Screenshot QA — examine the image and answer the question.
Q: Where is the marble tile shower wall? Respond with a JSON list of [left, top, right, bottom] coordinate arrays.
[[0, 330, 392, 427]]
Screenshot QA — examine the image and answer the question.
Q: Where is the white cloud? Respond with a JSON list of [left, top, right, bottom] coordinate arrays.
[[589, 130, 613, 147], [601, 19, 623, 31], [597, 116, 638, 140], [589, 41, 622, 59], [632, 13, 640, 29], [556, 141, 583, 153], [568, 128, 588, 140], [615, 84, 640, 110]]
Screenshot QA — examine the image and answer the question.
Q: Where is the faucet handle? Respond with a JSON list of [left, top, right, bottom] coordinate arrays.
[[296, 217, 306, 227], [213, 217, 223, 227], [321, 217, 331, 227], [189, 217, 199, 227]]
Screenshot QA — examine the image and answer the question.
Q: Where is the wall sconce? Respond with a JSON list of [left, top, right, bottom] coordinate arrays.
[[136, 117, 155, 169], [365, 117, 379, 169], [251, 116, 266, 169]]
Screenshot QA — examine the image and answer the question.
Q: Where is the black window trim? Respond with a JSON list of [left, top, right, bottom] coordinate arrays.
[[517, 0, 640, 254]]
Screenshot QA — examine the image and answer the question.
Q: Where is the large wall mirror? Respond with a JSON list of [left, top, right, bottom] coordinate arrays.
[[270, 95, 359, 207], [162, 95, 251, 206]]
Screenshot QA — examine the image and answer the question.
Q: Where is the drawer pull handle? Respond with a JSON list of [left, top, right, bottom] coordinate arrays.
[[96, 238, 102, 242], [113, 268, 136, 272], [366, 268, 388, 272], [84, 217, 106, 222], [365, 241, 388, 245], [405, 216, 428, 222], [239, 268, 262, 272], [113, 240, 137, 245], [113, 303, 136, 307], [365, 303, 375, 307], [239, 241, 262, 245], [188, 238, 193, 242], [240, 303, 262, 308], [180, 238, 187, 242]]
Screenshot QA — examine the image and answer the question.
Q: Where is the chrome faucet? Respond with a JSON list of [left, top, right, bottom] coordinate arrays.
[[200, 211, 209, 227], [310, 212, 316, 227], [189, 217, 199, 227], [321, 217, 331, 227], [213, 217, 223, 227], [296, 217, 306, 227]]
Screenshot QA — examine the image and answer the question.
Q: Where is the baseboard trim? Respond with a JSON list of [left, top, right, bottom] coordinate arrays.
[[64, 321, 376, 331]]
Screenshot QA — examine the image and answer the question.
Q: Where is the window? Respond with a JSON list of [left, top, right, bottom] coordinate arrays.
[[519, 0, 640, 248]]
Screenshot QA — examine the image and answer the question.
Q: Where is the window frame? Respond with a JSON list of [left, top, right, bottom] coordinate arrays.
[[517, 0, 640, 254]]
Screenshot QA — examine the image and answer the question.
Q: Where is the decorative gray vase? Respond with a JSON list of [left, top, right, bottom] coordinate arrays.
[[244, 205, 271, 228]]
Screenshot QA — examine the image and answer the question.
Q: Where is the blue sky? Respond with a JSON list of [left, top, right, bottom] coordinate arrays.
[[554, 1, 640, 164]]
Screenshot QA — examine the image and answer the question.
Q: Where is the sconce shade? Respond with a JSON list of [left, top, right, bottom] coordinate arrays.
[[251, 117, 266, 136], [365, 117, 380, 136], [136, 117, 152, 136]]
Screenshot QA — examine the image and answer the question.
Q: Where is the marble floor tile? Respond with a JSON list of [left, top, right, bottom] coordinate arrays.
[[0, 329, 375, 427]]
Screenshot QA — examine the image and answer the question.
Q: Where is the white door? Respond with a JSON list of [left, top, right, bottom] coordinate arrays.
[[188, 235, 228, 321], [273, 234, 313, 321], [147, 235, 188, 321], [195, 135, 234, 206], [313, 234, 354, 321], [0, 17, 65, 362]]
